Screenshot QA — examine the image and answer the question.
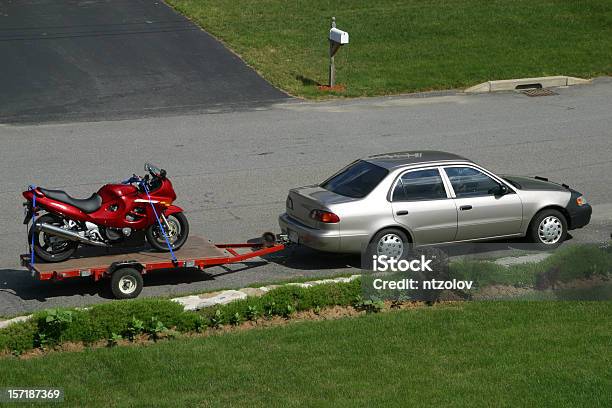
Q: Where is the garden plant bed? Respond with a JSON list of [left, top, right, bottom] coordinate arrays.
[[2, 300, 429, 360]]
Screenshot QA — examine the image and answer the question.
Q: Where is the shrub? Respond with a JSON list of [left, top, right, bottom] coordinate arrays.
[[0, 320, 38, 354], [541, 244, 612, 282]]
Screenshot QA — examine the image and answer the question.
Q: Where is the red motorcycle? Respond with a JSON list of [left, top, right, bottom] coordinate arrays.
[[23, 163, 189, 262]]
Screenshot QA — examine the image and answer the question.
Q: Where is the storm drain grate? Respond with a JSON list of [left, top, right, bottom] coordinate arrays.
[[522, 88, 558, 97]]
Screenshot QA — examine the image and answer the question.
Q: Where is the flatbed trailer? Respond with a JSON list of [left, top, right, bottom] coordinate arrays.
[[20, 235, 286, 299]]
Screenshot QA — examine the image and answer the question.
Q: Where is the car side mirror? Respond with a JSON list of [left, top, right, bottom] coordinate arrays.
[[489, 184, 509, 196]]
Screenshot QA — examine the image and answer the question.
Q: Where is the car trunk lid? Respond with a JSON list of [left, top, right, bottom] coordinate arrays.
[[286, 185, 353, 228]]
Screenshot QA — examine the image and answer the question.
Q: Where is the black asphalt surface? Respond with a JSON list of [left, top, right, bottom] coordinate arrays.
[[0, 0, 288, 123]]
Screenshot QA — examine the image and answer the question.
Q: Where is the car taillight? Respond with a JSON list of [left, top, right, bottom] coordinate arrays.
[[310, 209, 340, 223]]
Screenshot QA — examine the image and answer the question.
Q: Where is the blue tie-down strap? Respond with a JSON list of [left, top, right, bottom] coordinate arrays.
[[29, 185, 37, 265], [141, 182, 178, 265]]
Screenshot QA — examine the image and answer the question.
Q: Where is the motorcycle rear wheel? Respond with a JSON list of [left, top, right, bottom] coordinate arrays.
[[145, 212, 189, 252], [28, 214, 78, 263]]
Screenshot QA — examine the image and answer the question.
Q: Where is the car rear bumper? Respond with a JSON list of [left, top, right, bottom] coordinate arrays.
[[567, 203, 592, 230], [278, 213, 340, 252]]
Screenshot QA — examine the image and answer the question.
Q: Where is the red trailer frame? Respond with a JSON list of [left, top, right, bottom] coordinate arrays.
[[20, 235, 286, 299]]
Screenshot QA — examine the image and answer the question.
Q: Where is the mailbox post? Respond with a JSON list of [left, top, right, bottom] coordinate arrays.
[[328, 17, 349, 87]]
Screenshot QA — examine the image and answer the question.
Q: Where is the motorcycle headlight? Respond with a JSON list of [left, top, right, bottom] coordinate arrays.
[[576, 196, 587, 206]]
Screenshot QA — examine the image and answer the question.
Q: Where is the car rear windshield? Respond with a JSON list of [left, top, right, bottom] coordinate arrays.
[[321, 160, 388, 198]]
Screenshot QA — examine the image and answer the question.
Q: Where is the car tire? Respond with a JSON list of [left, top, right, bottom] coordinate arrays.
[[365, 228, 411, 263], [111, 267, 143, 299], [527, 209, 567, 249]]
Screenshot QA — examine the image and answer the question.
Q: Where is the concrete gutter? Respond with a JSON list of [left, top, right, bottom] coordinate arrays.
[[465, 76, 590, 93]]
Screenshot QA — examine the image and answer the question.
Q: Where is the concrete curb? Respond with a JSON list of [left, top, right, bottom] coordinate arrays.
[[465, 76, 590, 93], [172, 275, 361, 311], [0, 315, 31, 330], [494, 253, 552, 267]]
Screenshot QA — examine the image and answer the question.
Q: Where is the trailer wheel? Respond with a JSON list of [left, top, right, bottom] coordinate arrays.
[[111, 267, 143, 299]]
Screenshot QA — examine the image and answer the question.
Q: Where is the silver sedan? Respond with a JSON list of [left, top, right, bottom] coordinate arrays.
[[279, 151, 592, 257]]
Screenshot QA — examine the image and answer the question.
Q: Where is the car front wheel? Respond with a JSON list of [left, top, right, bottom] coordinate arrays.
[[528, 209, 567, 249]]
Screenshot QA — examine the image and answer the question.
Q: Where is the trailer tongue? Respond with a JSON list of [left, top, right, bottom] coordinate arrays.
[[21, 234, 286, 299]]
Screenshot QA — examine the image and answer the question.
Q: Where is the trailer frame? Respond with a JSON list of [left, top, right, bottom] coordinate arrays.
[[20, 234, 287, 299]]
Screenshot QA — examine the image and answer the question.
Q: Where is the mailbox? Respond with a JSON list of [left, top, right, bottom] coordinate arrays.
[[329, 27, 349, 45]]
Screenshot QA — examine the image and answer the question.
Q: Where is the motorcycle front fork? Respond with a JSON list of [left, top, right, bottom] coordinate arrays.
[[160, 214, 172, 233]]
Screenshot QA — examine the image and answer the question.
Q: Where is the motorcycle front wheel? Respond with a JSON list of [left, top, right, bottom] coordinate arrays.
[[28, 214, 78, 263], [145, 212, 189, 252]]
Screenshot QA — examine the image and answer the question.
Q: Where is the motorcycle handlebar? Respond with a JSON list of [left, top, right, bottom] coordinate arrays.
[[121, 175, 141, 185]]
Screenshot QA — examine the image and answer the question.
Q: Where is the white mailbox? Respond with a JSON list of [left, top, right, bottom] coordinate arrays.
[[329, 27, 349, 45]]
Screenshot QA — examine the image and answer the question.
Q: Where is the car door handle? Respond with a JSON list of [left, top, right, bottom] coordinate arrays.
[[396, 210, 409, 216], [459, 205, 473, 211]]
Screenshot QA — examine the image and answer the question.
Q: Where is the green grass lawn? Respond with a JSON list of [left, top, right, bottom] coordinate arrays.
[[166, 0, 612, 98], [1, 302, 610, 407]]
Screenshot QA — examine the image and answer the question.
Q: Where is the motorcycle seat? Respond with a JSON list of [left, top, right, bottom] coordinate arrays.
[[39, 188, 103, 214]]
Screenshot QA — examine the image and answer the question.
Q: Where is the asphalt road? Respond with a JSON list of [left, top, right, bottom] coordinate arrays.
[[1, 79, 611, 315], [0, 0, 287, 123]]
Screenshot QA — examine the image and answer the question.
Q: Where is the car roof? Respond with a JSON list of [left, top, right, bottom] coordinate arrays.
[[362, 150, 470, 170]]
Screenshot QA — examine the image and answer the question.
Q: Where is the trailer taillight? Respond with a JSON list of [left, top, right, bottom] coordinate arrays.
[[310, 209, 340, 223]]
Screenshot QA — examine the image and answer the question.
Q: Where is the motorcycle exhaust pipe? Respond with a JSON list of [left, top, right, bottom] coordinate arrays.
[[36, 222, 108, 247]]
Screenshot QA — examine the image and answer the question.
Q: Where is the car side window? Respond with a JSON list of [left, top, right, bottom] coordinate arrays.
[[392, 169, 447, 201], [444, 167, 500, 198]]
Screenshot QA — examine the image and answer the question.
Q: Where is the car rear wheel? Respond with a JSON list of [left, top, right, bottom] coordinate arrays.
[[528, 209, 567, 249], [366, 228, 411, 261]]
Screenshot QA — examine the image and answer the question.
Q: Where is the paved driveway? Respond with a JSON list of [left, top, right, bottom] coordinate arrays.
[[1, 79, 611, 315], [0, 0, 288, 123]]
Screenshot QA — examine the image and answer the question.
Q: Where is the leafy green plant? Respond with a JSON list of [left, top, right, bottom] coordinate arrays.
[[210, 309, 224, 329], [229, 312, 242, 326], [37, 309, 73, 346], [194, 315, 207, 333], [245, 305, 259, 321], [263, 302, 276, 318], [35, 332, 48, 349], [125, 317, 145, 341], [281, 304, 294, 319], [107, 333, 122, 347], [147, 317, 167, 341]]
